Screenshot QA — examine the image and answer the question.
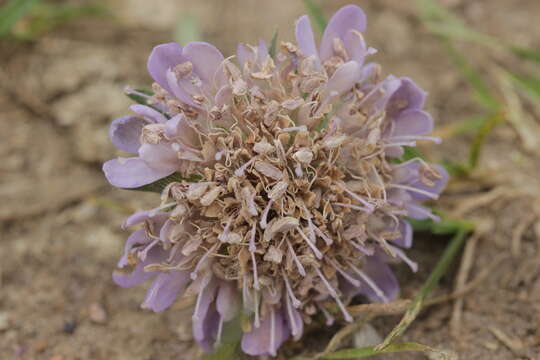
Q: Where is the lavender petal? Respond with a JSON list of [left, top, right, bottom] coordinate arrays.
[[147, 42, 185, 93], [320, 5, 367, 61], [295, 15, 319, 62], [109, 115, 145, 154], [241, 308, 290, 357], [103, 157, 175, 188], [142, 270, 190, 312]]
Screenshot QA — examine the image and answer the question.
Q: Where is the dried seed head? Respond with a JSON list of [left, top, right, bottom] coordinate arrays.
[[107, 5, 447, 356]]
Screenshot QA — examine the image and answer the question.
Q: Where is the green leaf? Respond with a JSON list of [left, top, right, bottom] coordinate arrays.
[[509, 72, 540, 100], [511, 45, 540, 64], [408, 216, 474, 235], [400, 146, 424, 162], [303, 0, 326, 33], [268, 29, 279, 60], [322, 342, 454, 359], [127, 173, 201, 193], [126, 88, 154, 105], [390, 146, 425, 165], [0, 0, 39, 36], [203, 318, 243, 360], [375, 228, 470, 350]]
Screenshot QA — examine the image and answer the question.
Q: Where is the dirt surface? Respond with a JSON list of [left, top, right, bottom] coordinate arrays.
[[1, 0, 540, 359]]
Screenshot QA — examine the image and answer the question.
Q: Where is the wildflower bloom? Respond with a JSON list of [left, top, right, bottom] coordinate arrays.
[[104, 5, 447, 357]]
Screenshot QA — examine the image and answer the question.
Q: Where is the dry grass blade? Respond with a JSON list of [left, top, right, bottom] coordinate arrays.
[[375, 229, 470, 351], [321, 342, 457, 359], [511, 213, 536, 257], [451, 187, 514, 218], [347, 252, 508, 318], [495, 68, 540, 152], [489, 327, 531, 358], [348, 299, 411, 317], [450, 232, 480, 337], [426, 253, 508, 306]]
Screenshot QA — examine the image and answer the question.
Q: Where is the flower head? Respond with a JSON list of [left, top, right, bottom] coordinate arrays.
[[104, 5, 447, 357]]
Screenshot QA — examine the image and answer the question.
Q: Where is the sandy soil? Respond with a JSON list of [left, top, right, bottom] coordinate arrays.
[[1, 0, 540, 359]]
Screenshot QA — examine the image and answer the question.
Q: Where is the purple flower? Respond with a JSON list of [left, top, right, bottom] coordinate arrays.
[[105, 5, 447, 357]]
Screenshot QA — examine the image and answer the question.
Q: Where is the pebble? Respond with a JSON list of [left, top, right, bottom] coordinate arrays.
[[34, 339, 49, 353], [89, 303, 107, 324], [62, 320, 77, 334], [352, 322, 382, 348]]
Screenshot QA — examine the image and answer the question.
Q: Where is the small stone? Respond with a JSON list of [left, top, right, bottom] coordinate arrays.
[[89, 303, 107, 324], [62, 320, 77, 334], [352, 322, 382, 348], [34, 339, 49, 353]]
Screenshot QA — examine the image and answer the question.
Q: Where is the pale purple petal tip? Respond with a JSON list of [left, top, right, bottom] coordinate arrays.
[[343, 29, 368, 65], [183, 41, 225, 86], [113, 263, 154, 288], [193, 280, 219, 350], [322, 61, 361, 100], [285, 302, 304, 341], [147, 42, 185, 93], [130, 104, 167, 124], [109, 115, 145, 154], [358, 256, 399, 303], [103, 157, 174, 188], [320, 5, 367, 61], [295, 15, 319, 60], [142, 271, 190, 312], [392, 220, 413, 249], [164, 114, 199, 148], [236, 43, 253, 70], [117, 229, 150, 268], [138, 143, 180, 173], [113, 247, 166, 288], [122, 210, 168, 229], [387, 77, 427, 119], [393, 109, 434, 137], [241, 309, 290, 357], [216, 281, 240, 322]]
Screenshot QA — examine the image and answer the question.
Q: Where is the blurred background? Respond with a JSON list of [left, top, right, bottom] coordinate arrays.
[[1, 0, 540, 359]]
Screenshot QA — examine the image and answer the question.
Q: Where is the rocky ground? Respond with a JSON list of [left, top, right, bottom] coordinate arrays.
[[1, 0, 540, 359]]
